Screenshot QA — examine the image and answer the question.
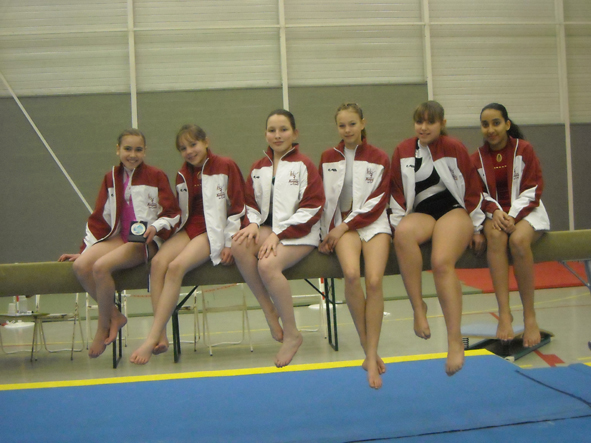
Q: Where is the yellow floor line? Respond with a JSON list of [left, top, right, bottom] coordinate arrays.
[[0, 350, 492, 392]]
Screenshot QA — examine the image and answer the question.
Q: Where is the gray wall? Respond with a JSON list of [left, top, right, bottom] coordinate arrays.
[[1, 86, 589, 264], [571, 124, 591, 230], [0, 84, 426, 264]]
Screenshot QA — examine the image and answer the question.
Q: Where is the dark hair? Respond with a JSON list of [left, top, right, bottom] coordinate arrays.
[[175, 124, 207, 151], [266, 109, 296, 131], [480, 103, 525, 140], [117, 128, 146, 146], [413, 101, 447, 136], [335, 102, 367, 139]]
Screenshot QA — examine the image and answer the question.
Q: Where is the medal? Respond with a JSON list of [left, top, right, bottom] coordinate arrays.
[[128, 221, 148, 243]]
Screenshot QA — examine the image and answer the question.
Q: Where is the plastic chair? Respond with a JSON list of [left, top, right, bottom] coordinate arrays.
[[295, 278, 327, 337], [201, 283, 253, 356], [176, 289, 201, 351], [34, 293, 85, 360]]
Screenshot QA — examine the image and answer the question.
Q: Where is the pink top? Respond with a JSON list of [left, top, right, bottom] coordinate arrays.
[[120, 171, 137, 242]]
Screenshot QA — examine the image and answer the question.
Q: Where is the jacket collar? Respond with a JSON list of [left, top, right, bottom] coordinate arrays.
[[335, 138, 367, 157], [264, 143, 299, 163]]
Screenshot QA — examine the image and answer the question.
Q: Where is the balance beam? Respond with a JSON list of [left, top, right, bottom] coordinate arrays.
[[2, 230, 590, 298], [1, 230, 590, 359]]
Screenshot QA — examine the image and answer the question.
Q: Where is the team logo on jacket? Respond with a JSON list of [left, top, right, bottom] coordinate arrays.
[[289, 170, 299, 186], [148, 196, 157, 209], [216, 185, 225, 199], [449, 168, 458, 181], [365, 168, 375, 184]]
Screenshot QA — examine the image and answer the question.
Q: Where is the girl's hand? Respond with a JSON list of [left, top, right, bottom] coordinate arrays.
[[318, 240, 331, 255], [470, 233, 486, 256], [258, 233, 280, 259], [144, 226, 157, 244], [503, 216, 517, 234], [233, 223, 259, 246], [220, 247, 234, 266], [58, 253, 80, 262], [319, 223, 349, 254], [491, 209, 508, 231]]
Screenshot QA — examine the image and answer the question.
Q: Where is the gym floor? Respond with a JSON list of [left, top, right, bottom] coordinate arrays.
[[1, 276, 590, 386]]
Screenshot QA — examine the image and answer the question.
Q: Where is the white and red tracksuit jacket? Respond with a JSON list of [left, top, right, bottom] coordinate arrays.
[[176, 151, 247, 265], [81, 162, 180, 252], [471, 137, 550, 231], [390, 136, 485, 232], [319, 139, 391, 241], [245, 145, 325, 246]]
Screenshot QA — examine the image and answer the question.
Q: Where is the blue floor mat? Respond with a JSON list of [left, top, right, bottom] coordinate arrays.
[[390, 416, 591, 442], [517, 363, 591, 404], [1, 355, 590, 443]]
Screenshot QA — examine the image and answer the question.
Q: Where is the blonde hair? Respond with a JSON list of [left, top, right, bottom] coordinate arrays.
[[335, 102, 367, 139]]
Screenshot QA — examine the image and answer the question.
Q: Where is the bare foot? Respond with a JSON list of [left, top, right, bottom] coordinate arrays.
[[88, 327, 108, 358], [522, 318, 541, 347], [496, 312, 515, 342], [365, 358, 383, 390], [274, 333, 303, 368], [413, 300, 431, 339], [362, 355, 387, 375], [446, 339, 465, 377], [105, 311, 127, 345], [153, 332, 169, 355], [265, 311, 284, 343], [130, 340, 157, 365]]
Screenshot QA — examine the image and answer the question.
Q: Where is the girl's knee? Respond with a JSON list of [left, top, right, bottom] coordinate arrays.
[[430, 256, 454, 278], [508, 234, 531, 258], [257, 257, 280, 281], [342, 269, 361, 288], [72, 258, 89, 278], [166, 259, 188, 279], [150, 253, 168, 274], [364, 276, 383, 296], [91, 260, 111, 280], [485, 228, 507, 247], [231, 242, 248, 261]]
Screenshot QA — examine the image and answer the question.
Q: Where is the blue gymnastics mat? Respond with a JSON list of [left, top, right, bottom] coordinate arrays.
[[1, 353, 590, 443]]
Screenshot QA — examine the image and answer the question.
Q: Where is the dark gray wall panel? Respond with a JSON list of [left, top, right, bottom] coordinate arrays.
[[1, 94, 132, 264], [2, 86, 580, 264], [290, 84, 428, 164], [571, 123, 591, 229], [137, 89, 284, 177]]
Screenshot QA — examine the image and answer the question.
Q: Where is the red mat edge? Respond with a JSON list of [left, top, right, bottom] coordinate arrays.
[[455, 261, 586, 294]]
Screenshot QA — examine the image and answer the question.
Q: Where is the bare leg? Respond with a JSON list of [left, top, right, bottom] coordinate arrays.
[[72, 238, 123, 357], [146, 235, 187, 355], [232, 227, 284, 342], [483, 219, 514, 341], [394, 213, 436, 339], [334, 232, 385, 386], [258, 243, 314, 367], [431, 209, 473, 376], [360, 233, 390, 389], [130, 232, 210, 364], [509, 221, 543, 347], [74, 238, 149, 357]]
